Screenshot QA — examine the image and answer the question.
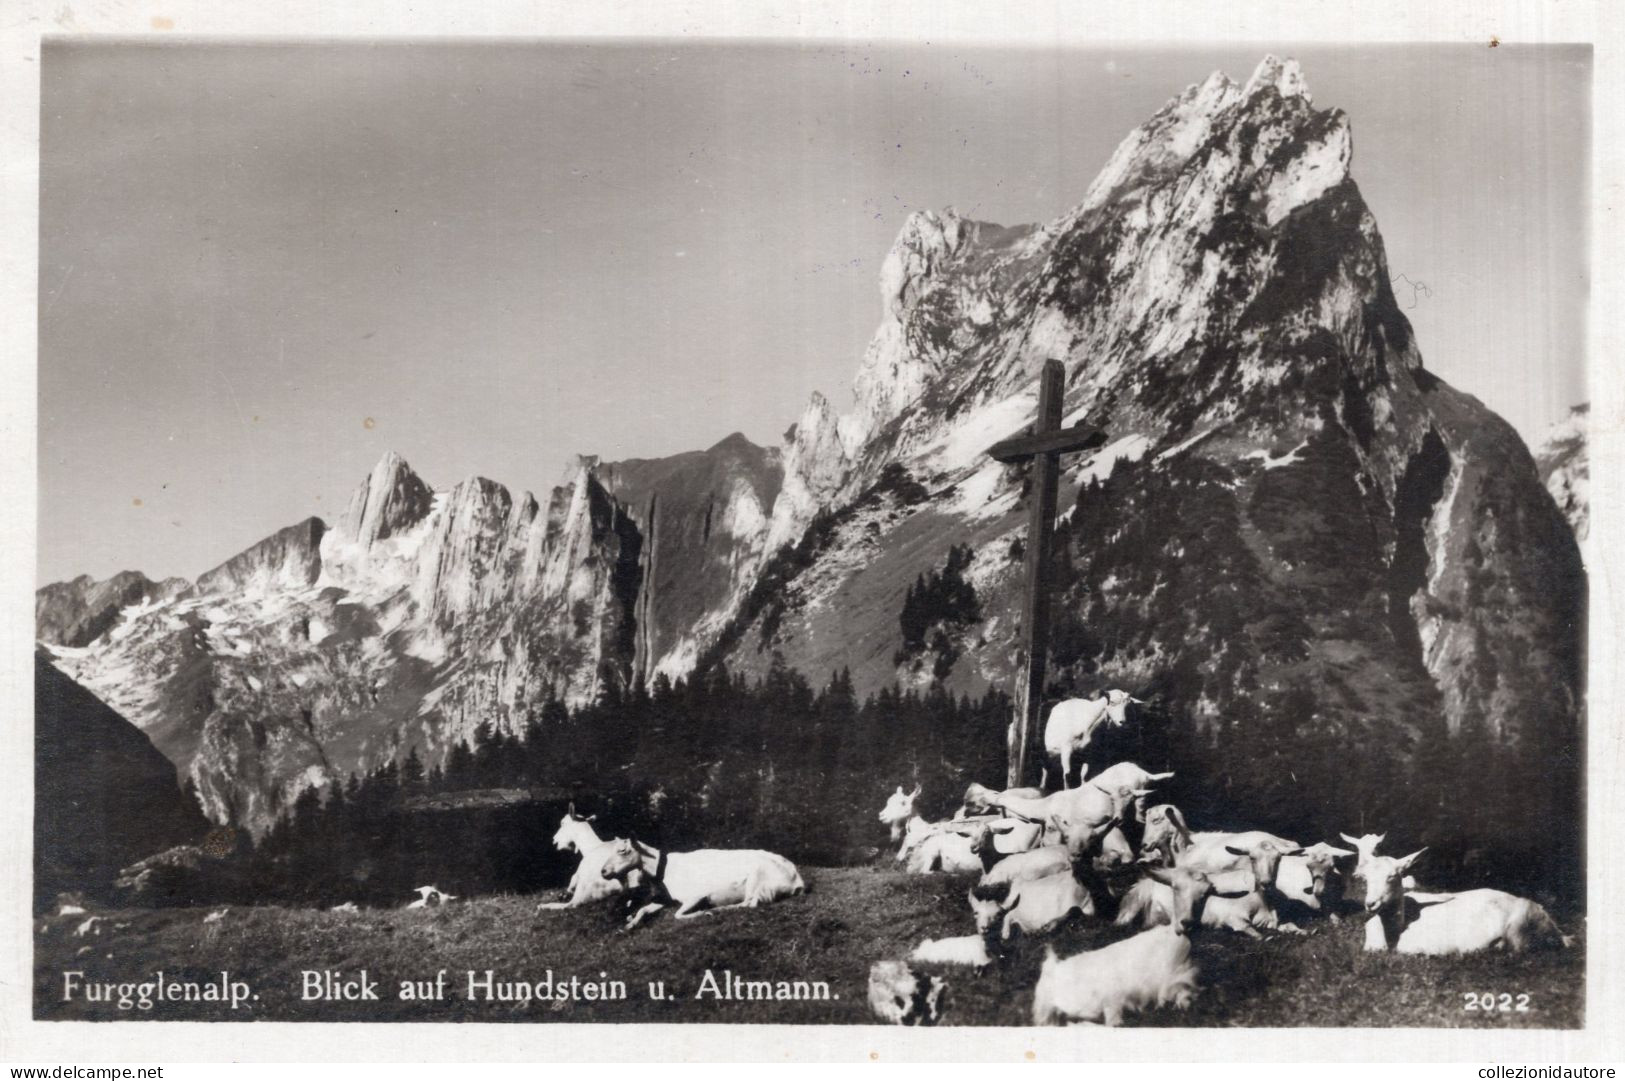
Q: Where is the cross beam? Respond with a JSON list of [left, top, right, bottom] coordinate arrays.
[[986, 359, 1104, 788]]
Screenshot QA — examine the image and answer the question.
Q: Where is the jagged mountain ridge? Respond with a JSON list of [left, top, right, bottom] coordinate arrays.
[[40, 57, 1581, 843], [43, 436, 781, 831]]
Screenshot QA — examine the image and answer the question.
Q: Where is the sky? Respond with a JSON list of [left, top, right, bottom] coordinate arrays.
[[38, 41, 1590, 584]]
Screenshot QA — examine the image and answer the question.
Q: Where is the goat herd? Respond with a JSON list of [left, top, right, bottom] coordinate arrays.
[[529, 753, 1570, 1025]]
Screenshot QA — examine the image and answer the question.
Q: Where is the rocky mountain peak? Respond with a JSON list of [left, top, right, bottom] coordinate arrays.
[[194, 517, 325, 597], [1243, 53, 1311, 102], [338, 450, 433, 550]]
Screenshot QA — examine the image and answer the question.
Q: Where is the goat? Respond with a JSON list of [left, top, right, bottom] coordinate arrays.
[[967, 817, 1119, 942], [1042, 690, 1143, 789], [887, 787, 1026, 873], [901, 820, 984, 874], [1139, 804, 1192, 866], [1276, 842, 1357, 921], [1088, 763, 1174, 820], [1032, 863, 1247, 1026], [991, 779, 1149, 836], [1359, 849, 1573, 955], [600, 837, 805, 929], [1340, 831, 1386, 870], [910, 933, 996, 970], [1118, 840, 1305, 938], [868, 960, 947, 1025], [879, 784, 923, 844], [407, 886, 456, 909], [537, 803, 626, 912], [969, 823, 1070, 887], [957, 781, 1045, 818]]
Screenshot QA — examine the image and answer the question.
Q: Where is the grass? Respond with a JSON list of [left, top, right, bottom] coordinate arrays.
[[34, 867, 1582, 1026]]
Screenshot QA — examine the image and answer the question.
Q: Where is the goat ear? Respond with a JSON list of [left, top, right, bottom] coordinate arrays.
[[1375, 833, 1386, 844], [911, 784, 922, 798], [1327, 845, 1357, 857], [1398, 847, 1428, 870], [1213, 886, 1252, 900], [1143, 865, 1174, 886], [1339, 832, 1359, 846], [1224, 845, 1247, 856], [1282, 847, 1304, 857], [584, 813, 597, 822], [1150, 771, 1175, 781]]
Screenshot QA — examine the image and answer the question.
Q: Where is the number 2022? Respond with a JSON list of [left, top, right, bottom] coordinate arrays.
[[1464, 992, 1531, 1012]]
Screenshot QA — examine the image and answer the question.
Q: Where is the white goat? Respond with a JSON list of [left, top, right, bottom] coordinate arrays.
[[536, 804, 626, 912], [1360, 849, 1572, 955], [967, 818, 1118, 941], [957, 780, 1044, 818], [991, 779, 1148, 836], [1118, 840, 1305, 938], [1140, 804, 1192, 865], [1340, 831, 1386, 883], [1042, 690, 1143, 789], [406, 886, 456, 909], [1088, 763, 1174, 794], [868, 960, 948, 1025], [879, 784, 923, 844], [886, 785, 1033, 873], [900, 818, 984, 874], [1276, 842, 1357, 920], [910, 933, 996, 969], [1033, 863, 1245, 1026], [599, 837, 805, 929], [969, 824, 1070, 887]]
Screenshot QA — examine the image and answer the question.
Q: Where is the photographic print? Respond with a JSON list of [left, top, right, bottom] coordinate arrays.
[[29, 34, 1590, 1034]]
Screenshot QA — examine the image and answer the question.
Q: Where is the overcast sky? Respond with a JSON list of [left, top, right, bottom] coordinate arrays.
[[38, 41, 1589, 584]]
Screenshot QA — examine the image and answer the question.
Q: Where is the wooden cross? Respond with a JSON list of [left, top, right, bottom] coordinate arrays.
[[985, 359, 1105, 788]]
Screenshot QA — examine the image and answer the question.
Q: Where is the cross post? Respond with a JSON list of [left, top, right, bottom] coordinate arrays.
[[985, 359, 1105, 788]]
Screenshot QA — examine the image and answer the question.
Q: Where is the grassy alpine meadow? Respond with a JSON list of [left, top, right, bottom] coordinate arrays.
[[34, 866, 1582, 1027]]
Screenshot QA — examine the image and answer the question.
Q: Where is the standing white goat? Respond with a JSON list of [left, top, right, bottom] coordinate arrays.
[[536, 804, 625, 912], [1033, 863, 1248, 1026], [1359, 849, 1572, 955], [1042, 690, 1143, 790]]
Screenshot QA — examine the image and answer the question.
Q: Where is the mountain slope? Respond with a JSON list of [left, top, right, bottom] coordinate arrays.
[[34, 650, 209, 910], [1537, 403, 1588, 543]]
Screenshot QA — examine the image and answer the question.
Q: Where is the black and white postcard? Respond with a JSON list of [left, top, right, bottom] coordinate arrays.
[[2, 0, 1618, 1065]]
